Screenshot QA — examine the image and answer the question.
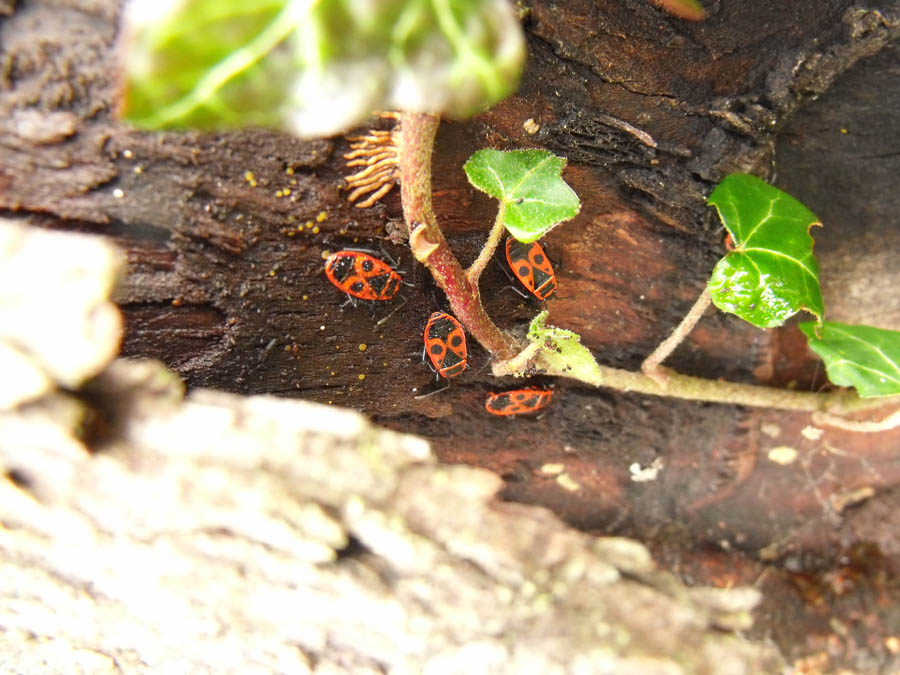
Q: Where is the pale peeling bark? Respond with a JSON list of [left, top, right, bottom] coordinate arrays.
[[0, 222, 784, 673]]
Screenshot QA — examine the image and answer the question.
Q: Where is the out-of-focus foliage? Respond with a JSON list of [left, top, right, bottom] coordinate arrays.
[[122, 0, 526, 137]]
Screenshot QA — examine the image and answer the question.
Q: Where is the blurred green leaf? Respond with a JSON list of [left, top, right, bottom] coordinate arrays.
[[707, 173, 824, 329], [463, 149, 580, 243], [123, 0, 298, 130], [122, 0, 526, 137], [799, 321, 900, 398]]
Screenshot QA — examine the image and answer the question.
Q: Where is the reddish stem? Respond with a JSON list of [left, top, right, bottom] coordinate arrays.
[[399, 112, 520, 361]]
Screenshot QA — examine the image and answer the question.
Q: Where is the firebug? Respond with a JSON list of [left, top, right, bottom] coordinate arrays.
[[324, 250, 402, 301], [505, 237, 557, 301], [485, 388, 553, 416], [424, 311, 467, 378]]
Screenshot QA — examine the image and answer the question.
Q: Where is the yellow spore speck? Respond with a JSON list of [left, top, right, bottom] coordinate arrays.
[[801, 426, 824, 441], [302, 294, 309, 301], [330, 371, 336, 376], [306, 221, 314, 229], [321, 250, 331, 260], [269, 269, 276, 277], [312, 226, 320, 234], [133, 166, 143, 174], [840, 128, 848, 134], [358, 343, 367, 351], [358, 374, 366, 381], [555, 473, 580, 492], [283, 188, 291, 196], [285, 167, 294, 175], [316, 211, 328, 222], [244, 170, 255, 182], [275, 190, 283, 198], [122, 149, 133, 159], [767, 446, 798, 465]]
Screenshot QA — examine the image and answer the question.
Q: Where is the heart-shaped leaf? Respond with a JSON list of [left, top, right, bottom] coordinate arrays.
[[463, 149, 580, 243], [707, 173, 824, 329], [799, 321, 900, 398], [122, 0, 526, 138]]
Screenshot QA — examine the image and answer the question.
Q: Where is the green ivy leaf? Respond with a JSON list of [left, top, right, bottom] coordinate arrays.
[[799, 321, 900, 398], [463, 149, 580, 243], [528, 311, 603, 385], [707, 173, 825, 329], [122, 0, 526, 137]]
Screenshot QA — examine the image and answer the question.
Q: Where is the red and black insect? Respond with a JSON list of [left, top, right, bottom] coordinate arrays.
[[324, 250, 402, 301], [505, 237, 557, 301], [485, 388, 553, 416], [424, 311, 467, 378]]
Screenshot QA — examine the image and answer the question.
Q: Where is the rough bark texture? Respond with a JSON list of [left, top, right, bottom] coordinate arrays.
[[2, 0, 900, 671], [0, 221, 787, 673]]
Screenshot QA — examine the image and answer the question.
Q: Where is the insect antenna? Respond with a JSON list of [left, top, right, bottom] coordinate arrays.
[[414, 381, 451, 400], [374, 295, 407, 326]]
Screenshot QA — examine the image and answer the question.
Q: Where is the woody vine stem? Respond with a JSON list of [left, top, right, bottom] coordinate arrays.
[[398, 112, 899, 429]]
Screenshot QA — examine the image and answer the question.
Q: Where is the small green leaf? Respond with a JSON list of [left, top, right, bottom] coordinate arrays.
[[707, 173, 824, 329], [528, 311, 602, 385], [463, 149, 580, 243], [122, 0, 526, 137], [799, 321, 900, 398]]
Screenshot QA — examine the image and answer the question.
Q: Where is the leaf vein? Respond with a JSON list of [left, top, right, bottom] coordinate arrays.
[[823, 328, 900, 378]]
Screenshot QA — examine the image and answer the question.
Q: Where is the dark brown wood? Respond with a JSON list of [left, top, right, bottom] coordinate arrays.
[[2, 1, 900, 670]]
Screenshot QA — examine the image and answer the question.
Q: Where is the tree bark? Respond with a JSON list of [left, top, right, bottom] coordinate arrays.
[[0, 221, 786, 673], [2, 0, 899, 671]]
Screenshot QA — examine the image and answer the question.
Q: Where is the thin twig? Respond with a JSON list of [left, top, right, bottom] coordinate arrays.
[[582, 364, 897, 416], [641, 287, 712, 386], [466, 203, 506, 284]]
